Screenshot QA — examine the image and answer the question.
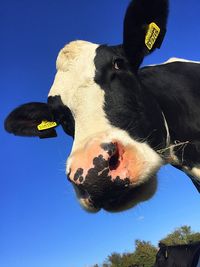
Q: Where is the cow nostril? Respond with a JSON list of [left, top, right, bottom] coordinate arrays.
[[101, 142, 121, 171], [109, 149, 120, 170]]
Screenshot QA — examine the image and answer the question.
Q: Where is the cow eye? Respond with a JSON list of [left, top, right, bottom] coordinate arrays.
[[113, 58, 125, 70]]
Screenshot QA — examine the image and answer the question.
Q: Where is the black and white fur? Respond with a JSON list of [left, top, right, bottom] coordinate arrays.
[[4, 0, 200, 212]]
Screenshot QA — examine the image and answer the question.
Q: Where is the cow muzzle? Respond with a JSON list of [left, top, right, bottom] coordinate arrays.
[[67, 136, 162, 212]]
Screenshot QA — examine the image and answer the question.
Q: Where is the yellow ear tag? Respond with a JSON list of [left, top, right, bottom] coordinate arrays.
[[145, 22, 161, 50], [37, 120, 57, 131]]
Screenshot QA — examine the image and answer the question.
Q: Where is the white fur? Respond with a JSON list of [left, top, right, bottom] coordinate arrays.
[[163, 57, 200, 64], [49, 40, 164, 185], [148, 57, 200, 67], [49, 41, 111, 146], [183, 166, 200, 181], [191, 167, 200, 179]]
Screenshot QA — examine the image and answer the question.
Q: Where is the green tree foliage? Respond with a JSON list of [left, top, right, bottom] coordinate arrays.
[[106, 252, 124, 267], [132, 240, 157, 267], [102, 240, 157, 267], [160, 225, 200, 245], [92, 226, 200, 267]]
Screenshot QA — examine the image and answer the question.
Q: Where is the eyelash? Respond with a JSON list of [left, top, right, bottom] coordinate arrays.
[[112, 58, 125, 70]]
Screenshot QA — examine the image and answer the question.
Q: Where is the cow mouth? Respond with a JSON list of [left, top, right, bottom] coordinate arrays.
[[103, 176, 157, 212], [74, 175, 157, 213], [68, 136, 162, 212], [73, 185, 101, 213]]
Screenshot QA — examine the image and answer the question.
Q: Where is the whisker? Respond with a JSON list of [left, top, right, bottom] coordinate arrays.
[[156, 141, 190, 160]]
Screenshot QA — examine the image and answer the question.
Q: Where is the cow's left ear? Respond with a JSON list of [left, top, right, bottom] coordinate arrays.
[[123, 0, 169, 70], [4, 102, 58, 138]]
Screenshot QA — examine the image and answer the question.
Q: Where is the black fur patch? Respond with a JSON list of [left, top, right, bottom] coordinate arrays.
[[74, 168, 84, 182], [48, 95, 75, 137], [139, 61, 200, 192], [139, 62, 200, 161], [93, 155, 108, 170], [94, 45, 166, 150]]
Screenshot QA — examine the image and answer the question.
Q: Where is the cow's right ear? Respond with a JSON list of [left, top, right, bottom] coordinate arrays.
[[4, 102, 58, 138], [123, 0, 169, 70]]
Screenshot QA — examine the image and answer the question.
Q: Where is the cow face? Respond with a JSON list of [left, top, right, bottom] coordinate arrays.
[[47, 40, 167, 212], [4, 0, 169, 212]]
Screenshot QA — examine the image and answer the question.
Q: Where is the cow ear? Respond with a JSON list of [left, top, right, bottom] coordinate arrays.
[[123, 0, 169, 70], [4, 102, 58, 138]]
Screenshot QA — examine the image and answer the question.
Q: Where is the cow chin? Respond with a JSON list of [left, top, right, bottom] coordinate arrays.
[[76, 175, 157, 213]]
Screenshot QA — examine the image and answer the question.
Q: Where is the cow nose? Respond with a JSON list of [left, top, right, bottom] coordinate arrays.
[[67, 141, 122, 185], [66, 140, 135, 211]]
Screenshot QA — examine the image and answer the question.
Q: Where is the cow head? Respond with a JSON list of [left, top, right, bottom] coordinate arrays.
[[5, 0, 169, 212]]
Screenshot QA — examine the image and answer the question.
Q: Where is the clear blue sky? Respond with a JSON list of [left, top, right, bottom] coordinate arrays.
[[1, 1, 200, 267]]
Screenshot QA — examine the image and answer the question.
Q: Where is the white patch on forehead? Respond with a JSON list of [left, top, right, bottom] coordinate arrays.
[[49, 40, 99, 100], [56, 40, 98, 71], [49, 40, 113, 147]]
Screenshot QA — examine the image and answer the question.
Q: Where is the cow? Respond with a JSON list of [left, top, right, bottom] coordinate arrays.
[[154, 242, 200, 267], [4, 0, 200, 213]]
